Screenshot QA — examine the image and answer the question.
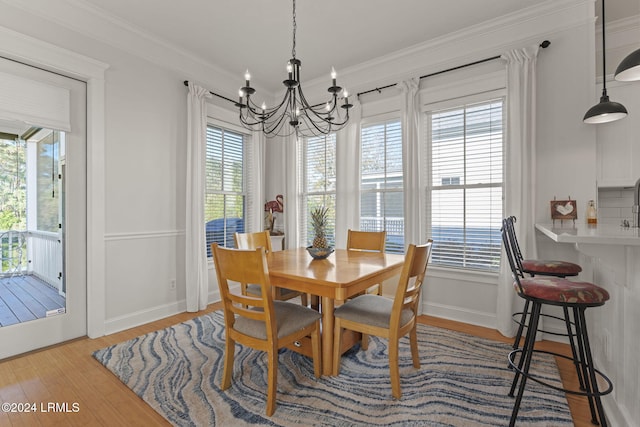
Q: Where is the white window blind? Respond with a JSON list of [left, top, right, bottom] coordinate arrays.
[[205, 125, 246, 254], [360, 120, 404, 254], [300, 134, 336, 247], [428, 99, 503, 271]]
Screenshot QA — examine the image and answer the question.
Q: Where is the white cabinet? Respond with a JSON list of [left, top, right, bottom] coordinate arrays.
[[596, 81, 640, 188]]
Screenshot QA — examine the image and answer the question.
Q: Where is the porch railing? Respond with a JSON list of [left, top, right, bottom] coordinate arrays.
[[0, 230, 26, 276], [27, 230, 62, 292], [1, 229, 62, 292]]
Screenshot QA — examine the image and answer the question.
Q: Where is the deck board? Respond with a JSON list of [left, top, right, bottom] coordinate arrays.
[[0, 275, 65, 327]]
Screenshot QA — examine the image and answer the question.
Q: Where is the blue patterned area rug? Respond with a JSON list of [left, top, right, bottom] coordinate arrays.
[[93, 311, 572, 426]]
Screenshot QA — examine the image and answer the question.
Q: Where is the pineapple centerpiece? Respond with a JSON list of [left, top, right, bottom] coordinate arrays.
[[307, 206, 334, 259]]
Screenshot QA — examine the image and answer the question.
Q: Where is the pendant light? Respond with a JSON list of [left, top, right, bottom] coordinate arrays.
[[615, 47, 640, 82], [583, 0, 627, 124]]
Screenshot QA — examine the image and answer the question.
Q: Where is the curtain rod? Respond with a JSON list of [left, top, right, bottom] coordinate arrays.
[[184, 40, 550, 105], [356, 40, 550, 98], [183, 80, 238, 104]]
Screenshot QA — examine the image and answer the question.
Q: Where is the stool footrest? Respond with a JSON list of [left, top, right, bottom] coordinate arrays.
[[511, 311, 576, 338], [508, 348, 613, 397]]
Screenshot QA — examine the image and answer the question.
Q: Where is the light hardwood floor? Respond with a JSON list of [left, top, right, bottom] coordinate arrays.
[[0, 303, 594, 426]]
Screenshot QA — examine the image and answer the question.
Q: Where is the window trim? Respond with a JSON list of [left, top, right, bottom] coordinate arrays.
[[204, 119, 252, 254], [359, 118, 404, 254], [299, 133, 337, 248], [424, 93, 505, 273]]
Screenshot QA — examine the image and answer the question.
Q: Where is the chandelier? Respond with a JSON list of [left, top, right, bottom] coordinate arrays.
[[236, 0, 352, 138]]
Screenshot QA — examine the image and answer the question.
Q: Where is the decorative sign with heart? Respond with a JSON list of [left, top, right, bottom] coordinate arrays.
[[550, 199, 577, 221]]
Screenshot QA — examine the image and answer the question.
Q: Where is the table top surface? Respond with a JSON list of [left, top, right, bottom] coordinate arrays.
[[267, 248, 405, 287]]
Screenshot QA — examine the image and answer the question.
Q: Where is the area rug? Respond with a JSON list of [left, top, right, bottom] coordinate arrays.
[[93, 311, 572, 426]]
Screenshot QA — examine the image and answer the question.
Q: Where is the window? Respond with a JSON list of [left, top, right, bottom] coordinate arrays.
[[427, 99, 503, 272], [360, 120, 404, 254], [204, 125, 246, 254], [301, 134, 336, 247]]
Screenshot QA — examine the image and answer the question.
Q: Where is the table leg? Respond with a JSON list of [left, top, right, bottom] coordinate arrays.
[[321, 296, 334, 376]]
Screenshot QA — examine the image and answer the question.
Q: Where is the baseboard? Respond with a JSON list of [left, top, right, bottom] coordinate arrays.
[[103, 289, 220, 335], [422, 301, 497, 330]]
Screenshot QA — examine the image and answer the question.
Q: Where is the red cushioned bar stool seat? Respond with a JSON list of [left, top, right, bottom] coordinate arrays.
[[520, 259, 582, 277], [516, 276, 609, 305]]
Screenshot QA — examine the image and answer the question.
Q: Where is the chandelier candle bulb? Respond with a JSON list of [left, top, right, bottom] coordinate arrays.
[[331, 67, 337, 86]]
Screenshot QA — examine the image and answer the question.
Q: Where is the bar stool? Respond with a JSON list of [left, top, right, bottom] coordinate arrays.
[[503, 216, 582, 349], [502, 220, 613, 426]]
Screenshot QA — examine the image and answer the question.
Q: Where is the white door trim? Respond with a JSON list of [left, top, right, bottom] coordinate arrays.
[[0, 25, 109, 338]]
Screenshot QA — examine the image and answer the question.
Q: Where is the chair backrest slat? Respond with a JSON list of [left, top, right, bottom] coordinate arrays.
[[346, 229, 386, 252], [235, 231, 273, 253], [392, 240, 433, 321], [501, 218, 525, 294]]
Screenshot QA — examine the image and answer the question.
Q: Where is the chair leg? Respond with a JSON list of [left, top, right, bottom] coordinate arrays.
[[361, 333, 369, 350], [389, 335, 401, 399], [266, 347, 278, 416], [376, 283, 383, 296], [409, 324, 420, 368], [311, 321, 322, 378], [300, 293, 308, 307], [509, 302, 542, 427], [332, 319, 343, 376], [221, 336, 236, 390], [310, 295, 320, 311]]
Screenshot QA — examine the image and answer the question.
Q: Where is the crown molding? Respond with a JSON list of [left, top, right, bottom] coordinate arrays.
[[0, 0, 268, 98], [302, 0, 596, 99]]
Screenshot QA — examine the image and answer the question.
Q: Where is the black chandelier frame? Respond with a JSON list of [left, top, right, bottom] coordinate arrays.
[[235, 0, 352, 138]]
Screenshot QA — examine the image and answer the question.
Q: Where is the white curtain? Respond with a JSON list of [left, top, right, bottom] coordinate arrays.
[[283, 134, 300, 248], [248, 130, 266, 233], [185, 82, 211, 312], [335, 100, 362, 249], [497, 45, 540, 336], [399, 78, 423, 248]]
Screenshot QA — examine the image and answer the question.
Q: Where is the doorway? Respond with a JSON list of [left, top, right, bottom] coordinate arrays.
[[0, 57, 87, 359]]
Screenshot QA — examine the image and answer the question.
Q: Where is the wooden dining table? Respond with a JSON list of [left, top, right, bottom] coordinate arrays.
[[267, 247, 405, 375]]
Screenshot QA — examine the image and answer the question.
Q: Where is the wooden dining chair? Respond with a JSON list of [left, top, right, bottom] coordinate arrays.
[[332, 240, 433, 399], [346, 229, 386, 295], [234, 231, 308, 306], [211, 243, 322, 416]]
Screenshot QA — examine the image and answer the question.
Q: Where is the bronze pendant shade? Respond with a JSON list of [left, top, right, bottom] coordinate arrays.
[[615, 48, 640, 82], [583, 0, 627, 124]]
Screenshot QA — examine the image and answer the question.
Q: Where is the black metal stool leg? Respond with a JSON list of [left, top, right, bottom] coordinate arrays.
[[574, 307, 600, 424], [512, 300, 530, 350], [509, 302, 542, 427], [563, 306, 586, 390], [509, 300, 538, 396], [576, 308, 608, 427]]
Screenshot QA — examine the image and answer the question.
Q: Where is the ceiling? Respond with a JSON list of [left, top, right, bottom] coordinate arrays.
[[75, 0, 637, 94]]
